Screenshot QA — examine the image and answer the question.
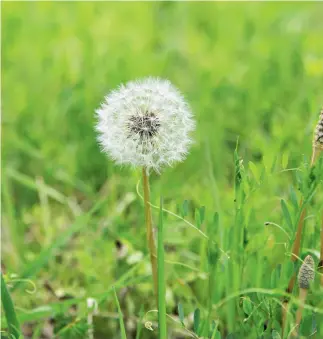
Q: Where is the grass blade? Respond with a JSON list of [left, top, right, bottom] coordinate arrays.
[[1, 173, 23, 262], [193, 308, 201, 334], [158, 197, 167, 339], [178, 303, 184, 326], [12, 198, 107, 291], [135, 305, 144, 339], [113, 287, 127, 339], [1, 273, 21, 338]]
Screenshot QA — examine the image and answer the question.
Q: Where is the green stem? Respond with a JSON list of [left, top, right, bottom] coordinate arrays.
[[1, 273, 21, 339], [142, 167, 158, 303]]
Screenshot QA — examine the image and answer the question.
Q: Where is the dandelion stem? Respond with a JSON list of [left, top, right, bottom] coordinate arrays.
[[142, 167, 158, 302]]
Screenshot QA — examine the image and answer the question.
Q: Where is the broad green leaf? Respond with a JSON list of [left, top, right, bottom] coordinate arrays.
[[300, 314, 314, 337], [242, 298, 253, 316]]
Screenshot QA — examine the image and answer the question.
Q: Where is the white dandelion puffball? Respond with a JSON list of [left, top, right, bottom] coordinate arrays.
[[95, 77, 195, 172]]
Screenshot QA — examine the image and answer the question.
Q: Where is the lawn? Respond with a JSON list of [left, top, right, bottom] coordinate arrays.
[[1, 2, 323, 338]]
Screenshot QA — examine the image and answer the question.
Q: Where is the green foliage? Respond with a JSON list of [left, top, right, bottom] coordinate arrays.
[[1, 274, 21, 339], [113, 287, 127, 339], [193, 308, 201, 335], [178, 303, 185, 326], [2, 2, 323, 338]]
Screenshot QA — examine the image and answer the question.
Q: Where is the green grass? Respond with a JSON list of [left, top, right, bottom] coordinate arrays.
[[1, 273, 21, 339], [113, 287, 127, 339], [2, 2, 323, 338]]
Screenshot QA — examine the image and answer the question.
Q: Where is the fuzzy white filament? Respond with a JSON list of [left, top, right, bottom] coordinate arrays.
[[95, 77, 195, 172]]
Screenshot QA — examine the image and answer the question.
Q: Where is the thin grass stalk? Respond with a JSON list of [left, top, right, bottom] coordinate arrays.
[[142, 167, 158, 302], [87, 298, 98, 339], [282, 146, 319, 336], [289, 147, 317, 282], [1, 273, 21, 339], [313, 108, 323, 284], [2, 175, 21, 263], [281, 301, 289, 339], [292, 288, 307, 337], [206, 256, 216, 336], [157, 197, 167, 339], [113, 287, 128, 339], [291, 144, 320, 265], [315, 147, 323, 286]]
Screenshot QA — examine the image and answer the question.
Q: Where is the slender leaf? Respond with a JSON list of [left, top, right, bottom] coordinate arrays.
[[280, 199, 293, 231], [193, 308, 200, 334], [199, 206, 206, 224], [1, 174, 23, 260], [178, 303, 184, 325], [281, 152, 289, 169], [181, 200, 189, 217], [113, 287, 127, 339], [1, 273, 21, 339], [135, 305, 144, 339], [195, 208, 201, 229]]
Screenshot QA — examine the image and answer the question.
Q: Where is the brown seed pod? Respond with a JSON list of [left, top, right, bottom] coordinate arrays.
[[313, 107, 323, 150], [298, 255, 315, 290]]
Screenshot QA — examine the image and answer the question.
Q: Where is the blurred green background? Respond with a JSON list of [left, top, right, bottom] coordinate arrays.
[[2, 2, 323, 338]]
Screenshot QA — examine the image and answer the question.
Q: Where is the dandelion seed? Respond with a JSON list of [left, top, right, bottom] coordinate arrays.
[[95, 77, 195, 172]]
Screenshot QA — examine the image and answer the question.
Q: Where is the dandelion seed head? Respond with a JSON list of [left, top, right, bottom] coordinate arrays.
[[298, 255, 315, 290], [313, 107, 323, 150], [95, 77, 195, 172]]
